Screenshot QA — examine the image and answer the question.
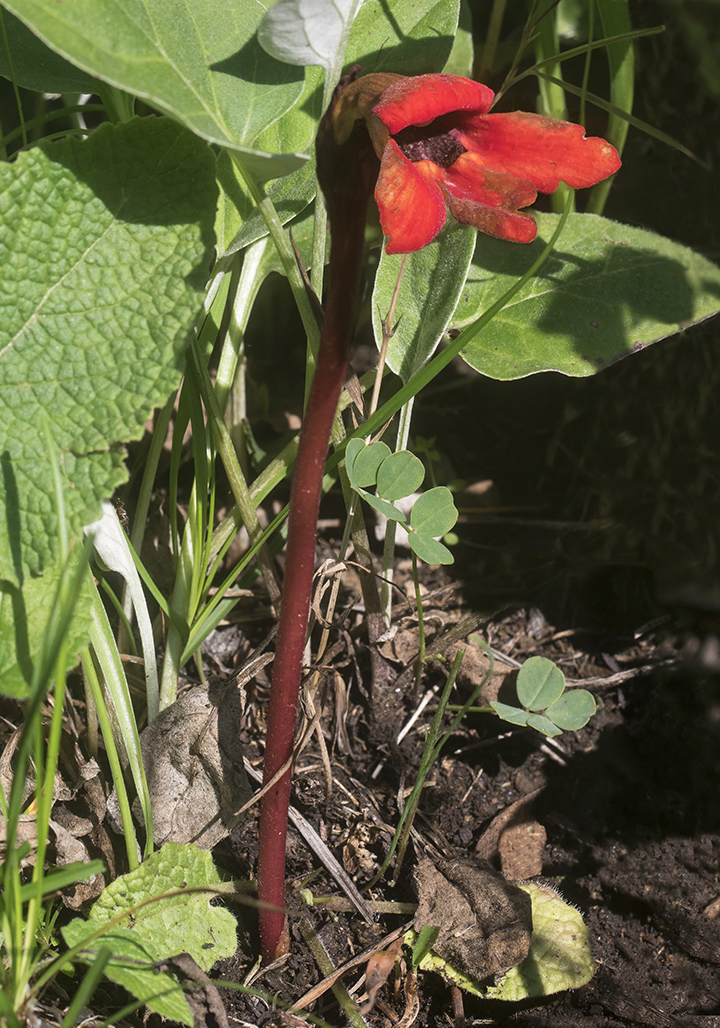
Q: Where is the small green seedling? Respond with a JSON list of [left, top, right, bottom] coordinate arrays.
[[346, 438, 459, 565], [492, 656, 596, 737]]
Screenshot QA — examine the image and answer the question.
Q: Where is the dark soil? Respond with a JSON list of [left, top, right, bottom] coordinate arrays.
[[204, 591, 720, 1028]]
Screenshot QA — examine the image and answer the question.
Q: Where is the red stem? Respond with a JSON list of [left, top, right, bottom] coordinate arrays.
[[257, 112, 377, 961]]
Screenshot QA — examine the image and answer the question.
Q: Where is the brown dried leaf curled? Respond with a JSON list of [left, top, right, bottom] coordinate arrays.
[[413, 855, 532, 982]]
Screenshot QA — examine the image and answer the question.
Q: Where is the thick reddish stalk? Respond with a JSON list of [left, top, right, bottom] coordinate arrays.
[[257, 98, 379, 963]]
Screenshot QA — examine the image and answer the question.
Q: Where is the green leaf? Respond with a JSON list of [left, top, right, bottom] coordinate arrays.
[[442, 0, 473, 77], [409, 487, 458, 537], [516, 656, 566, 710], [0, 8, 96, 92], [453, 213, 720, 380], [0, 118, 216, 584], [350, 440, 392, 489], [545, 689, 596, 731], [4, 0, 305, 175], [372, 222, 476, 382], [218, 155, 316, 258], [62, 918, 193, 1025], [526, 713, 563, 738], [412, 925, 441, 968], [88, 843, 237, 973], [346, 0, 459, 75], [0, 552, 94, 698], [259, 0, 364, 72], [19, 859, 105, 902], [376, 450, 425, 501], [490, 701, 531, 727], [483, 882, 594, 1000], [360, 491, 408, 523], [408, 533, 454, 566], [410, 881, 593, 1000]]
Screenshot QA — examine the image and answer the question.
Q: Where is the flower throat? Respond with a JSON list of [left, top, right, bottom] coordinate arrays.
[[394, 124, 467, 168]]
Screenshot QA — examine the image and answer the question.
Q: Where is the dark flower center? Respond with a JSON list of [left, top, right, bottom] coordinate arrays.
[[394, 124, 466, 168]]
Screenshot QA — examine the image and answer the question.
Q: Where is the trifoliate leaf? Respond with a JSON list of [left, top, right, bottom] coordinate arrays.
[[526, 713, 563, 738], [350, 440, 392, 489], [491, 701, 531, 727]]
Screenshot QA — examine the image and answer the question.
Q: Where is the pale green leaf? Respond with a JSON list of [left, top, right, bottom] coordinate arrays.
[[484, 882, 594, 999], [3, 0, 305, 168], [526, 713, 563, 737], [350, 440, 392, 489], [361, 491, 407, 522], [409, 487, 458, 537], [546, 689, 596, 731], [517, 656, 565, 710], [373, 223, 476, 382], [89, 842, 237, 973], [408, 533, 454, 565], [376, 450, 425, 501], [490, 701, 531, 727], [409, 881, 593, 1001], [0, 117, 217, 584], [62, 918, 193, 1025], [454, 213, 720, 380]]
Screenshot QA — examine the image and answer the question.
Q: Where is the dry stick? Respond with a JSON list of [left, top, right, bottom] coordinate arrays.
[[256, 96, 379, 963]]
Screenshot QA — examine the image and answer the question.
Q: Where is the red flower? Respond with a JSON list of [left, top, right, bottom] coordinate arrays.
[[331, 73, 621, 255]]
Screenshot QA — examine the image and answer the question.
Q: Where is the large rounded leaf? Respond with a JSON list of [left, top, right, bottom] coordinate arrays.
[[0, 117, 217, 584], [453, 213, 720, 380], [3, 0, 306, 179]]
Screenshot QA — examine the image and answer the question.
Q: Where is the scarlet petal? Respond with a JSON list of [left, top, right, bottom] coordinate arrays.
[[373, 74, 494, 135], [440, 153, 538, 243], [375, 141, 447, 254], [456, 111, 622, 192]]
